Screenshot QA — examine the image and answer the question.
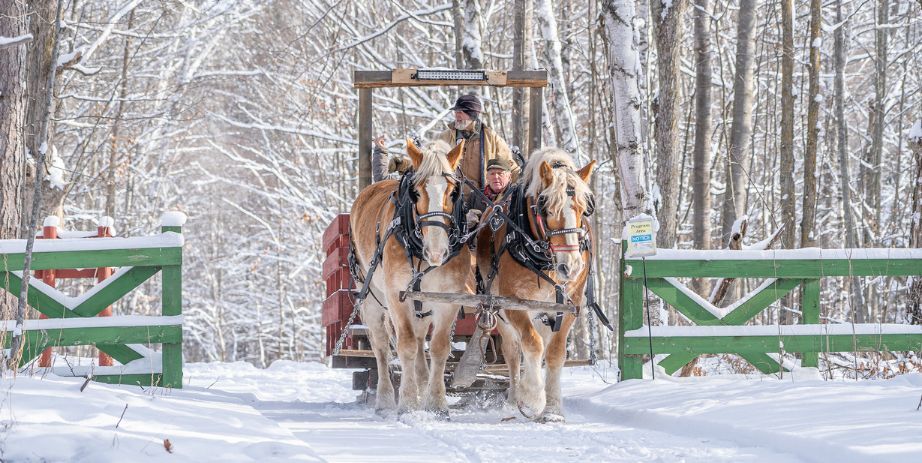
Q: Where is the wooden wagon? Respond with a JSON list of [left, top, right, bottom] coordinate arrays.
[[322, 68, 596, 394]]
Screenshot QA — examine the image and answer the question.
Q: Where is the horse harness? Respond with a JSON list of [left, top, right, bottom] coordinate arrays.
[[348, 169, 469, 321], [464, 170, 612, 333]]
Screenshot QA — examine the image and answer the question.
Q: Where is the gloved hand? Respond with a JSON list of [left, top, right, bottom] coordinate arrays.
[[466, 209, 482, 227], [387, 155, 412, 174]]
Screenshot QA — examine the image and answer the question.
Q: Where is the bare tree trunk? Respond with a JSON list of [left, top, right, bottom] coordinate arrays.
[[0, 4, 29, 243], [535, 0, 582, 159], [801, 0, 822, 248], [691, 0, 713, 294], [651, 0, 687, 248], [863, 0, 889, 246], [908, 120, 922, 324], [780, 0, 795, 251], [778, 0, 796, 325], [462, 0, 484, 69], [834, 0, 866, 323], [106, 9, 136, 217], [511, 0, 530, 151], [10, 0, 63, 368], [720, 0, 758, 240], [452, 0, 464, 68], [20, 0, 59, 239], [602, 0, 651, 219]]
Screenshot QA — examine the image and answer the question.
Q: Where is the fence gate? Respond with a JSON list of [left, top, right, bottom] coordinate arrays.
[[2, 212, 186, 388], [618, 247, 922, 380]]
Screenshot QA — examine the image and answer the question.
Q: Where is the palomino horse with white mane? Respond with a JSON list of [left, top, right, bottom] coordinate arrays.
[[350, 139, 473, 416], [477, 147, 596, 423]]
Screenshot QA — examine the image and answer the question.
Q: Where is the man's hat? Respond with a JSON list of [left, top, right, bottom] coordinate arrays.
[[450, 94, 483, 117], [486, 158, 513, 172]]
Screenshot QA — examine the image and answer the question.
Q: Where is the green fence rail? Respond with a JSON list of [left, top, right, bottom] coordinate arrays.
[[618, 247, 922, 380], [1, 213, 186, 388]]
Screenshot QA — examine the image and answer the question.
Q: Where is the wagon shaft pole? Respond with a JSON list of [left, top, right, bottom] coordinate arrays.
[[399, 290, 576, 313]]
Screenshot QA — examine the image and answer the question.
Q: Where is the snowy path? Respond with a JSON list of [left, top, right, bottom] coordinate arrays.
[[2, 361, 920, 462], [190, 362, 920, 463], [261, 399, 803, 463]]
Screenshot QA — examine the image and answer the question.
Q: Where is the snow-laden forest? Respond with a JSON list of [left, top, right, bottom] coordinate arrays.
[[1, 0, 920, 370]]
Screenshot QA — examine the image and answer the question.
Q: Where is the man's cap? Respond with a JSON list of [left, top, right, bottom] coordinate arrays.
[[486, 158, 513, 172], [449, 94, 483, 116]]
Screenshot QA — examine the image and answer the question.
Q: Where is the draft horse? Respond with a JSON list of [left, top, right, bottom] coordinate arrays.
[[477, 147, 596, 423], [350, 139, 473, 416]]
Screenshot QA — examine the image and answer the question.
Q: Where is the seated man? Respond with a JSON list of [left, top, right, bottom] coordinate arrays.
[[466, 158, 514, 227]]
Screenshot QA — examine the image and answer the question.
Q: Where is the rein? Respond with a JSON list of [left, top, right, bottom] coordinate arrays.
[[349, 169, 470, 322], [461, 175, 612, 333]]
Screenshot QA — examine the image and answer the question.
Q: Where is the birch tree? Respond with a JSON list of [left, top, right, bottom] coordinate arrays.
[[602, 0, 651, 218], [535, 0, 582, 159]]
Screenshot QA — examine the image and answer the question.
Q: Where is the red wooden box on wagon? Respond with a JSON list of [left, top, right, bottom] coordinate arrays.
[[322, 214, 481, 358]]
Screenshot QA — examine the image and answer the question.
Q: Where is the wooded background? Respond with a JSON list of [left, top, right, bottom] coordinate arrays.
[[1, 0, 920, 369]]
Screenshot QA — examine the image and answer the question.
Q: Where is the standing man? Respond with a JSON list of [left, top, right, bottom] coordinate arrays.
[[381, 94, 519, 185], [436, 94, 519, 189]]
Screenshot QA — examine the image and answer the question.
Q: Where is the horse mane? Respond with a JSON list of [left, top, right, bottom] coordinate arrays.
[[413, 140, 454, 187], [522, 147, 591, 216]]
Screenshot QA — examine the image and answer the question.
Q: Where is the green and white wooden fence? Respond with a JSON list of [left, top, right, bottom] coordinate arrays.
[[1, 213, 186, 388], [618, 247, 922, 380]]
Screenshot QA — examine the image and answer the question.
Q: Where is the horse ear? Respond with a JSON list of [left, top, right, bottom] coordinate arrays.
[[406, 138, 423, 168], [540, 161, 554, 186], [447, 140, 465, 170], [577, 160, 596, 183]]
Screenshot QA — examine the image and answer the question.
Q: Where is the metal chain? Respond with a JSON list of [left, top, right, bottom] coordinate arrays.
[[333, 299, 363, 356], [447, 310, 459, 359]]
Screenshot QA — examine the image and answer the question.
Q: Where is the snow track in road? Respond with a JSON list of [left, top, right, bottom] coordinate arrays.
[[183, 361, 922, 463]]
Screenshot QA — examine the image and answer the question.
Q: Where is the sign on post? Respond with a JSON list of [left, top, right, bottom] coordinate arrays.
[[625, 215, 657, 258]]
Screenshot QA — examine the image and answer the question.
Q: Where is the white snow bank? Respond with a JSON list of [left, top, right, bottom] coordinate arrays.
[[571, 369, 922, 463], [0, 232, 182, 254], [3, 361, 921, 462], [1, 365, 323, 462]]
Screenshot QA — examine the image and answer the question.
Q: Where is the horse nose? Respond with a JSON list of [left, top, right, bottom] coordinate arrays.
[[424, 248, 447, 266], [556, 263, 570, 278]]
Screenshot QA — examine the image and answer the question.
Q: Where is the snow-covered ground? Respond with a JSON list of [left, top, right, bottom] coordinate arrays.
[[1, 361, 920, 462]]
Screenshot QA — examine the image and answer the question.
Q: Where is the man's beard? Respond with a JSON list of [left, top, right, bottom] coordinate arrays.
[[454, 119, 475, 131]]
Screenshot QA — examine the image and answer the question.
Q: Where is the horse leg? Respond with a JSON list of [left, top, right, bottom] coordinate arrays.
[[508, 311, 546, 418], [496, 314, 521, 408], [538, 314, 576, 423], [361, 302, 396, 413], [387, 297, 422, 413], [415, 334, 430, 396], [422, 303, 455, 416]]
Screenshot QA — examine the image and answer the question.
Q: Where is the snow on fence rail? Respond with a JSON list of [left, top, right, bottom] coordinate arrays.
[[618, 247, 922, 380], [0, 213, 186, 388]]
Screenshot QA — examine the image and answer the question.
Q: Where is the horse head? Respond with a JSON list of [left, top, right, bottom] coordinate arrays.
[[405, 138, 465, 267], [526, 149, 596, 282]]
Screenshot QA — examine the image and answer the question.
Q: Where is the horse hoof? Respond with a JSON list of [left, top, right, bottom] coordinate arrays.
[[536, 412, 565, 424], [516, 401, 540, 420]]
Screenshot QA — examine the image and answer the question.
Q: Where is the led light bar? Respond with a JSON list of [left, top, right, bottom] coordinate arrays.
[[413, 69, 487, 81]]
